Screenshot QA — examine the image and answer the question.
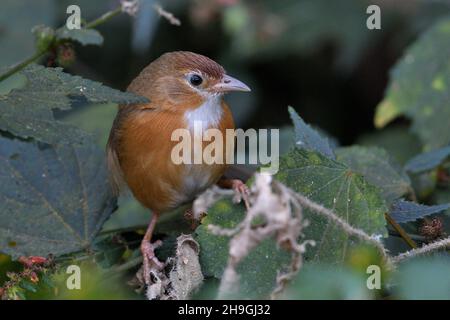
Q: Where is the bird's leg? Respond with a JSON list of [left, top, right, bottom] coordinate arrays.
[[140, 212, 164, 285], [217, 178, 250, 210]]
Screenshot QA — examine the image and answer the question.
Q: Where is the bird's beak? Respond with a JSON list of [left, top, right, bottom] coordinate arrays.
[[213, 74, 251, 93]]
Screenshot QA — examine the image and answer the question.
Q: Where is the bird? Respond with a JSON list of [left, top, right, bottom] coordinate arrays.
[[107, 51, 251, 284]]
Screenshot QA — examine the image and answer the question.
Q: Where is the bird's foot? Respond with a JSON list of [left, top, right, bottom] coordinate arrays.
[[230, 179, 251, 210], [140, 239, 164, 286]]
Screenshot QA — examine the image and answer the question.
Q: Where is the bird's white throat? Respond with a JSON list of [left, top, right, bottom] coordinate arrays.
[[184, 94, 223, 131]]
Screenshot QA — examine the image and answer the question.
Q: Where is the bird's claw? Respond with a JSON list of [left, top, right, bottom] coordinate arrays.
[[231, 179, 251, 209], [232, 180, 249, 196], [140, 240, 164, 286]]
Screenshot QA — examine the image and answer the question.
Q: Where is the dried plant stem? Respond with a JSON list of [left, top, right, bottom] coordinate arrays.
[[392, 236, 450, 263], [153, 4, 181, 26], [287, 189, 391, 264], [385, 212, 417, 249]]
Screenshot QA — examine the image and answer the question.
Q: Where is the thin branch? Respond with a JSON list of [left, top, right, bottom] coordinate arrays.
[[385, 212, 417, 249], [84, 7, 122, 29], [153, 4, 181, 26], [0, 51, 46, 82]]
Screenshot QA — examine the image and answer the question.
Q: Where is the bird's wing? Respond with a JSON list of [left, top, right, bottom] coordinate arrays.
[[106, 109, 127, 196]]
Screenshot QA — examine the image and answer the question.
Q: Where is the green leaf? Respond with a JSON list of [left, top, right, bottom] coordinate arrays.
[[56, 28, 104, 46], [389, 199, 450, 223], [0, 64, 148, 144], [195, 198, 291, 299], [0, 135, 116, 259], [393, 257, 450, 299], [374, 16, 450, 150], [336, 146, 412, 204], [275, 148, 387, 264], [281, 264, 372, 299], [405, 145, 450, 173], [288, 106, 335, 159]]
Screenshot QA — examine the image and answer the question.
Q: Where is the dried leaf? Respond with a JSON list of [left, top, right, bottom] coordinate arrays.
[[169, 235, 203, 300]]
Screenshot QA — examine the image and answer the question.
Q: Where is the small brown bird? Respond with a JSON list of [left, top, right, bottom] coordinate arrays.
[[107, 51, 251, 284]]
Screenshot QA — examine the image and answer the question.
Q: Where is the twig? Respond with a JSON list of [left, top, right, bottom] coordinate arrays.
[[392, 236, 450, 263], [84, 7, 122, 29], [385, 212, 417, 249], [0, 51, 46, 82], [153, 4, 181, 26]]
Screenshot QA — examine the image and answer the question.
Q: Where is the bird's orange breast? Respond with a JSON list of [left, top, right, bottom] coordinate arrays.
[[116, 101, 235, 213]]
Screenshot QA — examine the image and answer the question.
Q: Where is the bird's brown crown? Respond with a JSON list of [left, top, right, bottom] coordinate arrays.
[[164, 51, 225, 79]]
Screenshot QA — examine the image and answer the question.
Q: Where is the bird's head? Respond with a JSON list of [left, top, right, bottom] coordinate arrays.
[[128, 51, 250, 111]]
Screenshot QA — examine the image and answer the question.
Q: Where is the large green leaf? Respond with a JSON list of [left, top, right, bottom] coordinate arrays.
[[0, 64, 148, 145], [375, 16, 450, 150], [0, 135, 116, 259], [275, 148, 387, 263], [288, 106, 335, 159], [336, 146, 412, 204], [195, 198, 291, 299]]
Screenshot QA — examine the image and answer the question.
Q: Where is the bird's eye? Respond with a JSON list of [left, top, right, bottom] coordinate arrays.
[[189, 74, 203, 86]]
